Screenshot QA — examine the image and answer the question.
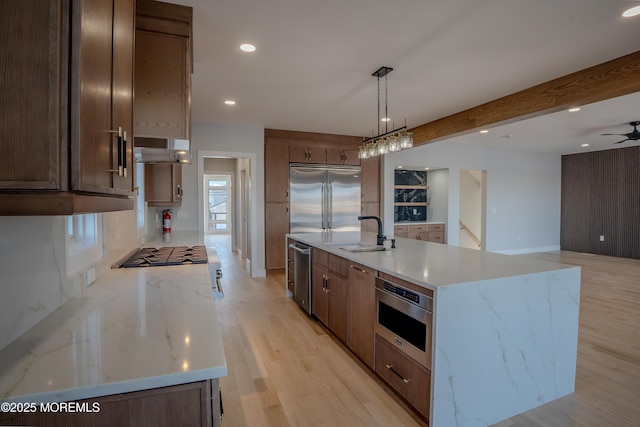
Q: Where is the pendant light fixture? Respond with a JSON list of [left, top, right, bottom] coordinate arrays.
[[358, 66, 413, 159]]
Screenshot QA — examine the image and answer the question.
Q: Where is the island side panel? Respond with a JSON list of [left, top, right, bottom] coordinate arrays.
[[430, 267, 581, 427]]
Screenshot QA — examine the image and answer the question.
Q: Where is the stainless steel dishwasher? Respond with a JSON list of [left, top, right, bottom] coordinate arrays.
[[289, 242, 312, 314]]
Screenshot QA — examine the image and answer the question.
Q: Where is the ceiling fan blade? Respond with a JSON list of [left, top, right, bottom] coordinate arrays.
[[601, 133, 627, 136], [613, 138, 629, 144]]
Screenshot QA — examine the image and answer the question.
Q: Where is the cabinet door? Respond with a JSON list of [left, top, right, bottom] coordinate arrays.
[[72, 0, 134, 196], [327, 149, 360, 166], [265, 202, 289, 269], [360, 202, 380, 233], [145, 164, 182, 206], [134, 29, 190, 139], [361, 156, 380, 203], [312, 263, 329, 325], [348, 262, 376, 368], [0, 0, 67, 190], [265, 145, 290, 202], [111, 0, 135, 194], [290, 146, 327, 164], [327, 273, 348, 343]]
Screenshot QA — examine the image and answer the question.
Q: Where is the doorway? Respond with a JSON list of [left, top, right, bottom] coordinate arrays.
[[204, 174, 232, 234], [459, 169, 486, 250]]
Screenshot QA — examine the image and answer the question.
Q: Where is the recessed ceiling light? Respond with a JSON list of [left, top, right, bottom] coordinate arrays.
[[568, 107, 581, 112], [581, 143, 590, 147], [224, 100, 236, 105], [622, 5, 640, 17], [397, 166, 403, 169], [240, 43, 256, 52], [479, 130, 489, 134], [381, 117, 391, 122]]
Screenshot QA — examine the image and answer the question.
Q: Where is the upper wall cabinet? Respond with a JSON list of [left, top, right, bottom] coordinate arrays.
[[0, 0, 135, 215], [134, 0, 192, 140]]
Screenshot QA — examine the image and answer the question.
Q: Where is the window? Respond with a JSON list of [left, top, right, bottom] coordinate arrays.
[[205, 174, 231, 234], [66, 213, 104, 276]]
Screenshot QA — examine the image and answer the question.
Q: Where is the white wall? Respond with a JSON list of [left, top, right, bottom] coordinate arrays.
[[0, 210, 137, 350], [383, 141, 561, 253], [428, 169, 449, 223]]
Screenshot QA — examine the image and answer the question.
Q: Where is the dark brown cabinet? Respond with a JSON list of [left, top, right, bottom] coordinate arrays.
[[134, 0, 192, 139], [0, 380, 221, 427], [347, 262, 376, 369], [145, 164, 183, 206], [265, 145, 290, 203], [360, 156, 381, 233], [327, 148, 360, 166], [265, 203, 289, 270], [376, 334, 431, 420], [0, 0, 135, 215], [311, 249, 348, 343], [290, 146, 327, 164]]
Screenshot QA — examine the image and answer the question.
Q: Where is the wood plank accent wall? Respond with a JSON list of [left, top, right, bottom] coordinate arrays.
[[561, 146, 640, 259], [409, 50, 640, 146]]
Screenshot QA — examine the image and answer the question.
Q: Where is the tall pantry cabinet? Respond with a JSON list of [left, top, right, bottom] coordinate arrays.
[[0, 0, 135, 215]]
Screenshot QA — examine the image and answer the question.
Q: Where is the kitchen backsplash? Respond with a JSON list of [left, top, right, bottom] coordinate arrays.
[[0, 211, 137, 351]]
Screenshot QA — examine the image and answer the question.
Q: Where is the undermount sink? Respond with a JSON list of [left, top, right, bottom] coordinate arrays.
[[338, 243, 386, 253]]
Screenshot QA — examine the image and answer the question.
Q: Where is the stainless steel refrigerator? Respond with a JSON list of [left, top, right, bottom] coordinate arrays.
[[289, 165, 361, 234]]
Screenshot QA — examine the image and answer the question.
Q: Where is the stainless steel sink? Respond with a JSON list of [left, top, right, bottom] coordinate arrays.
[[339, 243, 385, 253]]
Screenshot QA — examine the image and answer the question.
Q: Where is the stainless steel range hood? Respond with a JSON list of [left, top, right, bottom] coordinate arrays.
[[134, 137, 192, 164]]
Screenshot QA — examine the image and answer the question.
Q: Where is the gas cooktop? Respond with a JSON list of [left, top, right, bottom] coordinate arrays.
[[120, 246, 208, 268]]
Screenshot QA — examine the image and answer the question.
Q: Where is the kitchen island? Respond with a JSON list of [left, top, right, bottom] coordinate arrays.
[[288, 231, 581, 427], [0, 233, 225, 426]]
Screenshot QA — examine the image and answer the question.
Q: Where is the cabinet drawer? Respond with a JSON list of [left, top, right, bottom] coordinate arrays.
[[375, 335, 431, 418], [428, 231, 444, 243], [313, 248, 329, 267], [408, 225, 427, 232], [429, 223, 444, 232], [328, 253, 348, 277], [394, 225, 408, 233]]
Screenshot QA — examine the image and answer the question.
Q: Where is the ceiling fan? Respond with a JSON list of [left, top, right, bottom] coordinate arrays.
[[601, 121, 640, 144]]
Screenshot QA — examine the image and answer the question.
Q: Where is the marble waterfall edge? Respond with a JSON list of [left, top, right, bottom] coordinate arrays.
[[430, 267, 581, 427]]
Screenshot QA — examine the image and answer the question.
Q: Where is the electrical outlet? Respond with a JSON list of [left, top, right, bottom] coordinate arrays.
[[599, 235, 605, 242]]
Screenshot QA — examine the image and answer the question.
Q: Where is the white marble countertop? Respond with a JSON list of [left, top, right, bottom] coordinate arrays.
[[288, 231, 573, 290], [0, 232, 226, 404]]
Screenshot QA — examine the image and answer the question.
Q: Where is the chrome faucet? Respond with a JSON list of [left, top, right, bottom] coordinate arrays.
[[358, 216, 386, 246]]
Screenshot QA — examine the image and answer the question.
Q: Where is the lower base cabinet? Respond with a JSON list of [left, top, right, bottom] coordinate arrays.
[[375, 334, 431, 420], [0, 379, 222, 427]]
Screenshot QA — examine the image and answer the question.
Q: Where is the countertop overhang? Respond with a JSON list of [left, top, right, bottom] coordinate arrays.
[[0, 234, 226, 404], [288, 231, 576, 290]]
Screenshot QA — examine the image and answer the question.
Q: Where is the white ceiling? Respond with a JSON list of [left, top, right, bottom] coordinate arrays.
[[170, 0, 640, 155]]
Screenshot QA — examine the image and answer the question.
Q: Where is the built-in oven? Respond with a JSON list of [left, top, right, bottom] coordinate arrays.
[[375, 276, 433, 369]]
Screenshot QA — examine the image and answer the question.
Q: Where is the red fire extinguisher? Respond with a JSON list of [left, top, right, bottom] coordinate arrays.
[[162, 209, 172, 233]]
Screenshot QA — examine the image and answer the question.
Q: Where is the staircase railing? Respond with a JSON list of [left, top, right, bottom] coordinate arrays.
[[459, 220, 481, 248]]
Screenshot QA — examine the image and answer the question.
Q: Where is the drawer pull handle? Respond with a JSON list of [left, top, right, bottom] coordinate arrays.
[[385, 364, 410, 383], [349, 265, 366, 273]]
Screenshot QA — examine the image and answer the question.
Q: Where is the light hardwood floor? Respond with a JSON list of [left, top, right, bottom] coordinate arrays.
[[207, 235, 640, 426]]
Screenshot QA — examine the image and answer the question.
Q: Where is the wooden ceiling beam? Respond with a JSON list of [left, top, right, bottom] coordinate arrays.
[[410, 50, 640, 146]]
